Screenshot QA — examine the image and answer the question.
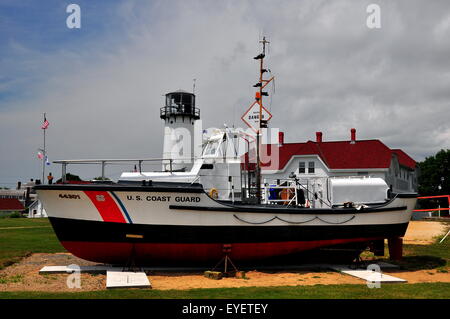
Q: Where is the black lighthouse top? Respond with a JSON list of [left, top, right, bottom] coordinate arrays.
[[160, 90, 200, 120]]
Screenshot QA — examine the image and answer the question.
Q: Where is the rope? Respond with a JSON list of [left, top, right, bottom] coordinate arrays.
[[233, 214, 355, 225], [275, 216, 318, 224], [233, 214, 277, 224], [316, 215, 356, 224]]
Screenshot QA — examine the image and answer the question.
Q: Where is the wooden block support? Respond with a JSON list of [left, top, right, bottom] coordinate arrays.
[[235, 271, 247, 279], [204, 271, 223, 280], [388, 237, 403, 261]]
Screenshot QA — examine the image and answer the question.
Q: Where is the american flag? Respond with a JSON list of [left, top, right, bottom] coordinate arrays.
[[41, 117, 49, 129]]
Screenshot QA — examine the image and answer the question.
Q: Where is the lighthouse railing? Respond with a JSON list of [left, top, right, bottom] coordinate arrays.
[[160, 106, 200, 119]]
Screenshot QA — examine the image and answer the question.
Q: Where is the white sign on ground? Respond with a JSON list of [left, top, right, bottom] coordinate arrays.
[[329, 265, 407, 284], [106, 271, 151, 289]]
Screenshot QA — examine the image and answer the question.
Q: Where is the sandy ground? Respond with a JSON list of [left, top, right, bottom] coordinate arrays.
[[403, 221, 448, 245], [0, 221, 448, 292]]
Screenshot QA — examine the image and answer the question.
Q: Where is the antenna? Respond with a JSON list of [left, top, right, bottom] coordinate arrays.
[[259, 36, 269, 55], [192, 78, 196, 94]]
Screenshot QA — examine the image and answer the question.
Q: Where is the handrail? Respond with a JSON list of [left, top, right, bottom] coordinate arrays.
[[53, 157, 196, 164], [53, 157, 199, 183]]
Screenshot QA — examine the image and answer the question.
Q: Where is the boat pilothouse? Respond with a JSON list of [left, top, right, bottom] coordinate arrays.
[[34, 37, 417, 266], [119, 126, 245, 201]]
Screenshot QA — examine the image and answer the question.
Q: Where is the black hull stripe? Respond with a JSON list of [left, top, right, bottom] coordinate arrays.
[[169, 204, 407, 215], [48, 217, 409, 244], [393, 193, 418, 198]]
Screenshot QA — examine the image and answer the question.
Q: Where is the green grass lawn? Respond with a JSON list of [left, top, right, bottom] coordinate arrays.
[[0, 218, 449, 299], [0, 283, 449, 299], [367, 222, 450, 271], [0, 218, 65, 270]]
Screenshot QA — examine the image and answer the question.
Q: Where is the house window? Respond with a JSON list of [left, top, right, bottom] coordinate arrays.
[[299, 162, 305, 173], [308, 161, 315, 174]]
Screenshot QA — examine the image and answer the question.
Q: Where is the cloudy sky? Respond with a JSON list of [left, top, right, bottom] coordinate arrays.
[[1, 0, 449, 186]]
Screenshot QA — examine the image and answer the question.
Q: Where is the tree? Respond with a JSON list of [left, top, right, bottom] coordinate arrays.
[[417, 149, 450, 212], [418, 149, 450, 195]]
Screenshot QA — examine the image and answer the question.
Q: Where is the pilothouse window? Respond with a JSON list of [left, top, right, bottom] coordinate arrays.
[[203, 140, 220, 156]]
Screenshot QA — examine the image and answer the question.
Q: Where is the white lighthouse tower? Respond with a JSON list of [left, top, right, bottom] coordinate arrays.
[[160, 90, 201, 171]]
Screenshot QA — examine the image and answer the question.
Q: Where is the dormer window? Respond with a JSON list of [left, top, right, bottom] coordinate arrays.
[[308, 161, 315, 174], [299, 162, 305, 173]]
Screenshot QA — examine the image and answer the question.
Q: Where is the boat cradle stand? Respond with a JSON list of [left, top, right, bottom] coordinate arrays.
[[206, 244, 245, 279]]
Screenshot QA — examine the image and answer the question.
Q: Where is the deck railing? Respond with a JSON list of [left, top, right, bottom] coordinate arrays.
[[53, 157, 196, 183]]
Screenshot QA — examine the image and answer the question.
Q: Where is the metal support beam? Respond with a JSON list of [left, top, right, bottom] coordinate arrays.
[[62, 163, 67, 183], [101, 161, 106, 179]]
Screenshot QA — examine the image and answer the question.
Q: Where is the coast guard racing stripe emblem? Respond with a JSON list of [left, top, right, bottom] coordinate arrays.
[[84, 191, 132, 223]]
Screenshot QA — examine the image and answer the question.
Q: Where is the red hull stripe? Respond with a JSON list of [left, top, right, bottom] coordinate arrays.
[[84, 191, 126, 223], [61, 237, 381, 264]]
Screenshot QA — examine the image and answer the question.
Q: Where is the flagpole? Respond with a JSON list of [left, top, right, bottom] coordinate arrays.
[[42, 113, 46, 183]]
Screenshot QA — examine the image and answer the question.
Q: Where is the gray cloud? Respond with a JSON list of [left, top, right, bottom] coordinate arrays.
[[1, 0, 450, 186]]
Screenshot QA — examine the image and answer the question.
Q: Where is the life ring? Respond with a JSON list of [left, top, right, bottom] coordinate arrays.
[[209, 188, 219, 199], [280, 188, 295, 205]]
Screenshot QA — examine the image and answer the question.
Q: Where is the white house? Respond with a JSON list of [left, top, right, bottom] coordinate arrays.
[[251, 128, 417, 194]]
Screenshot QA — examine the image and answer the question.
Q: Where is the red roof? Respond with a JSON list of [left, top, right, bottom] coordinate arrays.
[[314, 140, 393, 169], [0, 198, 25, 211], [249, 139, 416, 171], [392, 149, 416, 169]]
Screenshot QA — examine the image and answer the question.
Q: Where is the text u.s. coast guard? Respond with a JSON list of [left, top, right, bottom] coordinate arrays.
[[126, 195, 200, 202]]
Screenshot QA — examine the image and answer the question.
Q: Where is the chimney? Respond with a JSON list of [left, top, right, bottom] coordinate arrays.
[[278, 131, 284, 146], [316, 132, 323, 143], [350, 128, 356, 144], [17, 181, 21, 190]]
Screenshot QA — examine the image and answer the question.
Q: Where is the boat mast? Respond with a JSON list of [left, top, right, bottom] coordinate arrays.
[[42, 113, 46, 183], [254, 37, 269, 204]]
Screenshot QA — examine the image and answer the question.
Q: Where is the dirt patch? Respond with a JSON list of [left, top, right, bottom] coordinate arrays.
[[383, 269, 450, 284], [149, 271, 362, 290], [403, 221, 448, 245], [0, 253, 449, 292], [0, 253, 105, 292]]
